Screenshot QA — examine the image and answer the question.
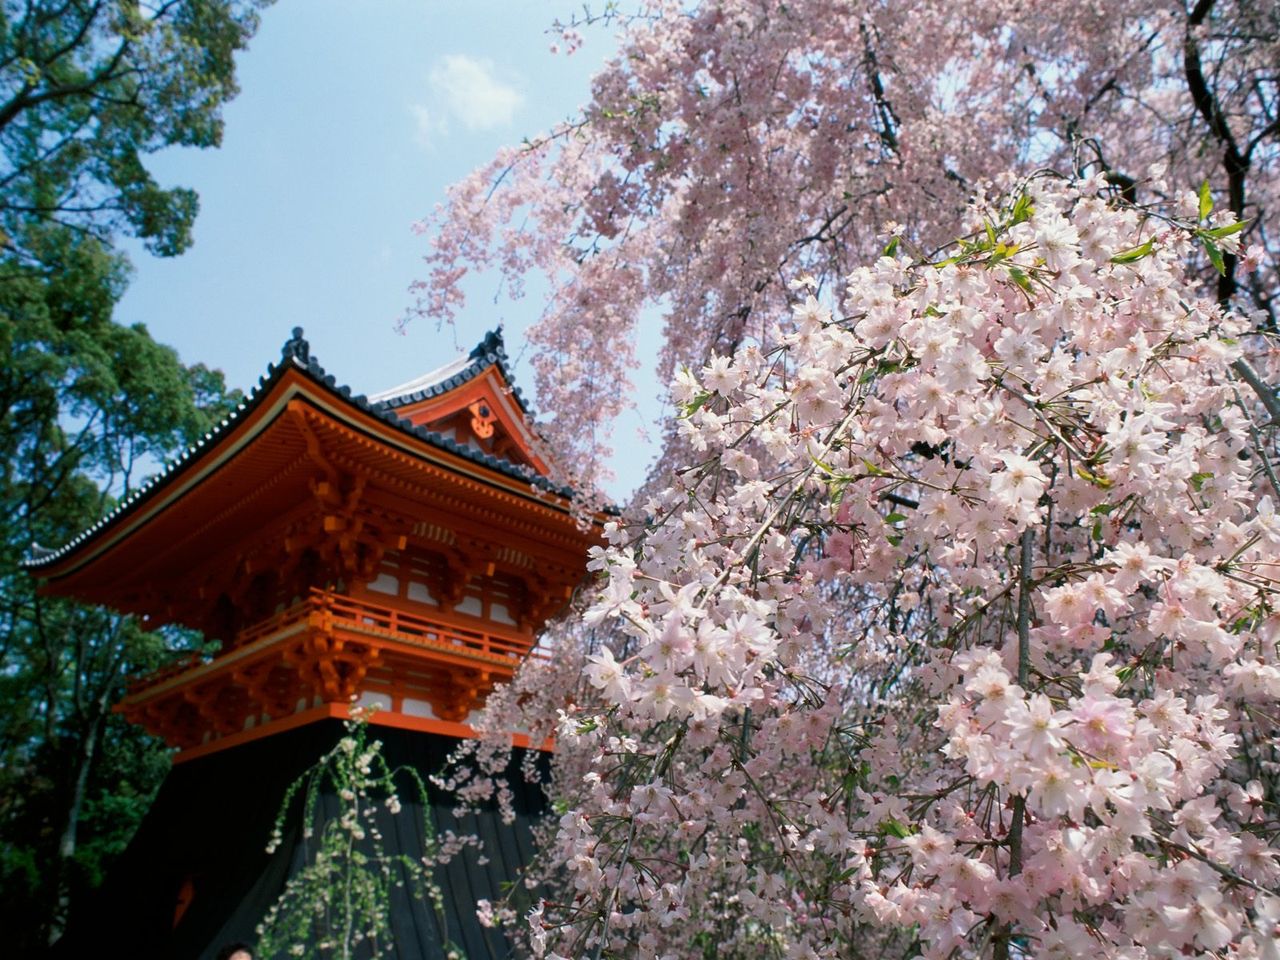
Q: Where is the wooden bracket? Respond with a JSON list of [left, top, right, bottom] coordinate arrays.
[[292, 630, 380, 702], [288, 400, 341, 490]]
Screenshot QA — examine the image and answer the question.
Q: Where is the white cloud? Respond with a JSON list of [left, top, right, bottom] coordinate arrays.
[[410, 103, 441, 148], [411, 54, 524, 145]]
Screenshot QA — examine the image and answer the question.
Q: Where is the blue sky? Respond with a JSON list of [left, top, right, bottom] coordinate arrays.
[[119, 0, 661, 500]]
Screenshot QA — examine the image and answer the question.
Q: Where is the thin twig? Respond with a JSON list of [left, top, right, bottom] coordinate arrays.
[[1232, 358, 1280, 424]]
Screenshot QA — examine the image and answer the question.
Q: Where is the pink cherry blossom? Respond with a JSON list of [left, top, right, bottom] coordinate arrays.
[[414, 3, 1280, 954]]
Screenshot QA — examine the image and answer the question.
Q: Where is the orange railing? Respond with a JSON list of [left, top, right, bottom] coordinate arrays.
[[125, 588, 539, 696], [232, 597, 313, 647], [234, 587, 535, 663], [310, 588, 533, 662]]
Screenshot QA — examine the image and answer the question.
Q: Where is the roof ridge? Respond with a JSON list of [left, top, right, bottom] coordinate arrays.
[[372, 326, 534, 418], [467, 326, 506, 362]]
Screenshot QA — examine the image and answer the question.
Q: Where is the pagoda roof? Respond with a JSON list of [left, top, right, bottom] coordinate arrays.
[[369, 327, 534, 416], [23, 327, 574, 577]]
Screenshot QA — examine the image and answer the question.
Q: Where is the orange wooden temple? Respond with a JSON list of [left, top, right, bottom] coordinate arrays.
[[26, 327, 599, 761]]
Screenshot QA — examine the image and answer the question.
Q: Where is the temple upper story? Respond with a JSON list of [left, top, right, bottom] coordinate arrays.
[[23, 328, 601, 760]]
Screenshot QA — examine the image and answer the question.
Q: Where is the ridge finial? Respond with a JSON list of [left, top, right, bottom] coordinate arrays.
[[283, 327, 310, 363]]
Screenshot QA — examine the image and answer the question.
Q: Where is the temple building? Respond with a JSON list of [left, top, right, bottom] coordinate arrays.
[[26, 328, 599, 959]]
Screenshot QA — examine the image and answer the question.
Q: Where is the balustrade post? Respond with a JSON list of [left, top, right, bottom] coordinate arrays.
[[307, 586, 334, 637]]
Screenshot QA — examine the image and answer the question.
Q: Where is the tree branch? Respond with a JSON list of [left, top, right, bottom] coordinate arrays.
[[1183, 0, 1248, 305], [1231, 358, 1280, 424]]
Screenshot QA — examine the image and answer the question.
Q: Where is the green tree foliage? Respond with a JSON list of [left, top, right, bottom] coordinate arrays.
[[0, 1, 272, 951], [0, 0, 270, 261]]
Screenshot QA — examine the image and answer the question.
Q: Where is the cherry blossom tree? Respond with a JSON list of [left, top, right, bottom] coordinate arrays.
[[412, 2, 1280, 957], [411, 0, 1277, 494], [452, 175, 1279, 960]]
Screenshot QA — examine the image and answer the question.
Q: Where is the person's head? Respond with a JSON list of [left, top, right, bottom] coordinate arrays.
[[215, 943, 253, 960]]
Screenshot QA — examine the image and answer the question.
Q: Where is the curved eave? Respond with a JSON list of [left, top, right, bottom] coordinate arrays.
[[372, 329, 535, 418], [24, 347, 589, 581]]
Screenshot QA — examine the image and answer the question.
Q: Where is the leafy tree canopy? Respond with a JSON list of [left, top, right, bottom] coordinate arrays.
[[1, 0, 272, 262], [0, 0, 271, 951]]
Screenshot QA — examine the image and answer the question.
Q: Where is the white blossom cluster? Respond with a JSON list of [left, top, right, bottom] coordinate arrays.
[[515, 179, 1280, 958]]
